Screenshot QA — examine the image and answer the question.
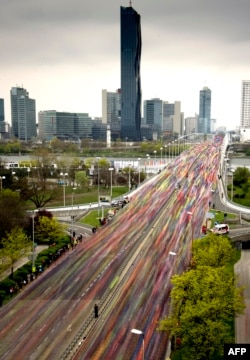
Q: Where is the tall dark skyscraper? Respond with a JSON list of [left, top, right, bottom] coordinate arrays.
[[198, 86, 211, 134], [0, 99, 4, 122], [120, 5, 142, 141]]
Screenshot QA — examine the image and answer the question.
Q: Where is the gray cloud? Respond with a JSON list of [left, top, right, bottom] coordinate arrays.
[[1, 0, 250, 66], [1, 0, 250, 128]]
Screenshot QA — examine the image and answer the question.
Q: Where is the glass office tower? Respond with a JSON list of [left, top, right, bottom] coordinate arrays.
[[0, 99, 4, 122], [198, 86, 211, 134], [120, 5, 142, 141], [10, 87, 37, 141]]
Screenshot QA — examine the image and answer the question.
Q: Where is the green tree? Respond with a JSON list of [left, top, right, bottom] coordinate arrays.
[[233, 166, 250, 186], [28, 179, 60, 209], [192, 234, 234, 267], [93, 158, 112, 187], [1, 227, 31, 278], [158, 266, 244, 359], [35, 216, 66, 244], [68, 158, 86, 186], [0, 189, 27, 241], [32, 148, 57, 183], [75, 170, 89, 188]]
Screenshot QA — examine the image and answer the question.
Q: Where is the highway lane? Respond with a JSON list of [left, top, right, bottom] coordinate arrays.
[[0, 140, 221, 360]]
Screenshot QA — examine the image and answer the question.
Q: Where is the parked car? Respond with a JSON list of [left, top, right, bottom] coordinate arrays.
[[210, 224, 229, 235], [111, 200, 124, 207]]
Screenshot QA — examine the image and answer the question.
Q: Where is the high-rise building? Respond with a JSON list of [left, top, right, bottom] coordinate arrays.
[[144, 98, 163, 138], [120, 5, 142, 141], [10, 87, 37, 141], [198, 86, 211, 134], [102, 89, 121, 125], [185, 115, 198, 135], [38, 110, 92, 140], [142, 98, 183, 139], [144, 98, 163, 127], [0, 99, 4, 122], [240, 80, 250, 128], [163, 101, 182, 135], [0, 98, 10, 139]]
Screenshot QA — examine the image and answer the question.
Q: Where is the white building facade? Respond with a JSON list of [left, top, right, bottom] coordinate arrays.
[[241, 80, 250, 128]]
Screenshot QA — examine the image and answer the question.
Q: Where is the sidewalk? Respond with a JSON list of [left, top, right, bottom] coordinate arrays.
[[235, 250, 250, 343], [0, 245, 48, 282]]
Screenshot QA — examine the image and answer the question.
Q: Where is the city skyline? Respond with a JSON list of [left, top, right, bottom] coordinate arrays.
[[1, 0, 250, 130]]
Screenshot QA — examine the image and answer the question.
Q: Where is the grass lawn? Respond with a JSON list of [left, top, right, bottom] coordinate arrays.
[[226, 177, 250, 207], [210, 209, 237, 224], [32, 185, 129, 208], [79, 209, 113, 228]]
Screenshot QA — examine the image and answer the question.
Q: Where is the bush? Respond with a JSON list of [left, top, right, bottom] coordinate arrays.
[[22, 263, 32, 273], [0, 278, 17, 293], [36, 255, 49, 265], [15, 268, 29, 278], [13, 275, 23, 288]]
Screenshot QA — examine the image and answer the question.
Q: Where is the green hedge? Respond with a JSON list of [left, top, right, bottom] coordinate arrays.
[[0, 235, 72, 306]]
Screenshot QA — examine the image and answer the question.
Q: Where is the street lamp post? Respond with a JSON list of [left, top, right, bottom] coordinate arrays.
[[71, 188, 77, 237], [145, 155, 150, 177], [160, 147, 163, 167], [32, 212, 36, 273], [171, 141, 174, 160], [231, 169, 235, 201], [0, 176, 6, 194], [154, 150, 157, 172], [60, 172, 68, 207], [128, 163, 131, 191], [97, 157, 100, 216], [108, 167, 114, 203], [131, 329, 144, 360], [138, 158, 141, 186], [187, 211, 194, 248]]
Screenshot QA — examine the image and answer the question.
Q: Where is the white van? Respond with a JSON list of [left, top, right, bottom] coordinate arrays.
[[211, 224, 229, 235]]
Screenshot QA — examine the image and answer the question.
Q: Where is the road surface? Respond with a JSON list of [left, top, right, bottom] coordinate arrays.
[[0, 140, 221, 360]]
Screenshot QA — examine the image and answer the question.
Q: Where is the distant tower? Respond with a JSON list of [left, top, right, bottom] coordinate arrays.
[[106, 125, 111, 148], [10, 86, 37, 141], [241, 80, 250, 128], [198, 86, 211, 134], [102, 89, 121, 125], [120, 5, 142, 141], [0, 99, 4, 122]]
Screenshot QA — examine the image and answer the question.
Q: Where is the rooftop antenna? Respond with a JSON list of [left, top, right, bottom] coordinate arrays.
[[129, 0, 132, 6]]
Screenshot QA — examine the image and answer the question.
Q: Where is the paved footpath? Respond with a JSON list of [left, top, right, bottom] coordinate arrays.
[[0, 245, 48, 282], [235, 250, 250, 343]]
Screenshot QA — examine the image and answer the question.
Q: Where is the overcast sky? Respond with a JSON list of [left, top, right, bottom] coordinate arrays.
[[1, 0, 250, 130]]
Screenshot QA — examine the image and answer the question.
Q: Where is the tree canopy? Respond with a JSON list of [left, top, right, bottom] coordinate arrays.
[[1, 227, 31, 278], [0, 189, 27, 241], [158, 235, 244, 360], [35, 216, 66, 244], [75, 170, 89, 188], [233, 166, 250, 186], [192, 234, 234, 267]]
